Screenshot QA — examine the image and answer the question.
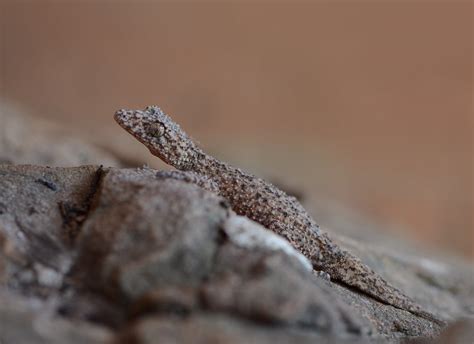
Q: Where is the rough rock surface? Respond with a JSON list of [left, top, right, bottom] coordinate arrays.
[[0, 102, 120, 167], [1, 164, 473, 343]]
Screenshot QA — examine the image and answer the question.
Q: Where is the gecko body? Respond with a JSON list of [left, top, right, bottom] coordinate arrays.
[[114, 106, 442, 324]]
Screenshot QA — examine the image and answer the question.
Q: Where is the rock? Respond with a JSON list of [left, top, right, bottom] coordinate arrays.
[[201, 242, 369, 336], [0, 102, 121, 167], [72, 168, 228, 299], [331, 235, 474, 321], [0, 164, 473, 343], [117, 314, 329, 344], [405, 319, 474, 344], [0, 291, 111, 344], [0, 164, 104, 297], [222, 215, 313, 272]]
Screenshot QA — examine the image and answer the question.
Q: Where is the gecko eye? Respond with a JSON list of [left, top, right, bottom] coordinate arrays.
[[144, 123, 165, 137]]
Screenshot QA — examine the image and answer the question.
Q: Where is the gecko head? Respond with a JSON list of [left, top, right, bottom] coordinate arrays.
[[114, 106, 201, 169]]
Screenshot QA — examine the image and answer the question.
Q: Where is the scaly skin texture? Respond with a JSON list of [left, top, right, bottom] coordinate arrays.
[[114, 105, 443, 324]]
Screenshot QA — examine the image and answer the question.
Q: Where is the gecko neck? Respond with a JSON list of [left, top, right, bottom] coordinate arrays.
[[188, 151, 223, 175]]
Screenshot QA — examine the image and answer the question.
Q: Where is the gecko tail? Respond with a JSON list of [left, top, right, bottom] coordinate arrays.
[[374, 287, 446, 326], [320, 254, 446, 326]]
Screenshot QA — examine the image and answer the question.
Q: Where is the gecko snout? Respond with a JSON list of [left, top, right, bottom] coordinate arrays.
[[114, 109, 128, 122], [114, 109, 137, 129]]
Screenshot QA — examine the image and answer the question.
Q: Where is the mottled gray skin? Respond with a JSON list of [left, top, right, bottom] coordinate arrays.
[[114, 106, 443, 325]]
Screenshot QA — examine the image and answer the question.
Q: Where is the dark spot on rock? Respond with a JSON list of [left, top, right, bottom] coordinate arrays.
[[58, 201, 87, 242], [28, 207, 37, 215], [0, 202, 6, 215], [35, 178, 58, 191], [219, 199, 230, 209]]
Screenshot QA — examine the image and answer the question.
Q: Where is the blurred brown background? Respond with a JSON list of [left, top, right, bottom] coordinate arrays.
[[1, 1, 472, 258]]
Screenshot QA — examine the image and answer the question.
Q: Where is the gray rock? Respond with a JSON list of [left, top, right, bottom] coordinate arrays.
[[117, 314, 341, 344], [73, 168, 228, 298], [332, 235, 474, 321], [0, 291, 111, 344], [201, 242, 370, 335], [0, 102, 120, 167], [0, 164, 104, 296], [0, 164, 472, 343], [404, 319, 474, 344]]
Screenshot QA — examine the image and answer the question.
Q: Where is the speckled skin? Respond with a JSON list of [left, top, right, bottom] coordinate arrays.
[[114, 106, 442, 324]]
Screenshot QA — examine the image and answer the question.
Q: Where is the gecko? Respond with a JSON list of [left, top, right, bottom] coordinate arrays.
[[114, 105, 443, 325]]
